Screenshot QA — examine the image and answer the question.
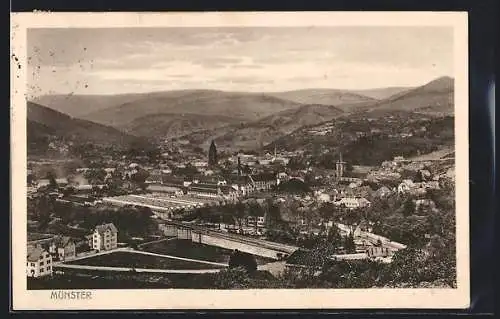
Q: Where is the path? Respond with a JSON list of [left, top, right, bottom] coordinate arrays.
[[137, 236, 177, 249], [257, 261, 287, 277], [65, 247, 130, 263]]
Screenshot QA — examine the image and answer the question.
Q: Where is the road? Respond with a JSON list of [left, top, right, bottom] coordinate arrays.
[[257, 261, 287, 277]]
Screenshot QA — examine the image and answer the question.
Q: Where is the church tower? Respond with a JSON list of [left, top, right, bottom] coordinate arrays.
[[335, 152, 346, 179], [208, 140, 218, 167], [237, 156, 242, 176]]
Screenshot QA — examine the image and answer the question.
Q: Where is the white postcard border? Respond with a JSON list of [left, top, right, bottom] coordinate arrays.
[[11, 11, 469, 310]]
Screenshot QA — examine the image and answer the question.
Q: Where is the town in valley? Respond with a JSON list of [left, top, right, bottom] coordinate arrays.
[[25, 27, 457, 290]]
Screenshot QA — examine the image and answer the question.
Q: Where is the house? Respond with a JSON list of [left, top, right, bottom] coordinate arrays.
[[414, 199, 436, 212], [248, 173, 277, 191], [276, 172, 289, 185], [48, 236, 76, 261], [187, 183, 221, 198], [420, 181, 440, 190], [27, 246, 53, 278], [90, 223, 118, 252], [162, 176, 185, 188], [246, 216, 265, 228], [55, 178, 69, 187], [314, 191, 331, 203], [374, 186, 392, 198], [192, 160, 208, 168], [393, 156, 405, 162], [232, 182, 254, 197], [203, 169, 215, 176], [145, 172, 163, 184], [36, 179, 51, 189], [74, 184, 93, 194], [220, 185, 239, 201], [366, 246, 392, 258], [147, 184, 184, 196], [397, 179, 415, 194], [334, 197, 371, 209]]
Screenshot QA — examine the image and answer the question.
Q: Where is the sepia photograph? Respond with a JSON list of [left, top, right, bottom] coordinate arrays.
[[11, 12, 469, 310]]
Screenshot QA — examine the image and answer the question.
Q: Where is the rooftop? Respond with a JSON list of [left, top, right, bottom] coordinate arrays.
[[27, 246, 46, 262], [94, 223, 118, 235]]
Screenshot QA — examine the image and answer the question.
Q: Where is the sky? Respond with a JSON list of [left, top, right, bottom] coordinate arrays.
[[27, 27, 454, 97]]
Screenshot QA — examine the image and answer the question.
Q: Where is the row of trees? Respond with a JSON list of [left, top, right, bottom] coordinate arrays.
[[185, 198, 283, 230]]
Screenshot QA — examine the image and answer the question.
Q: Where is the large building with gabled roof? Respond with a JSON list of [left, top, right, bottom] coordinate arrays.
[[90, 223, 118, 252]]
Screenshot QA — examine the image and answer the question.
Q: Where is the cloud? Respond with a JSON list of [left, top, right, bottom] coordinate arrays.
[[27, 26, 454, 96]]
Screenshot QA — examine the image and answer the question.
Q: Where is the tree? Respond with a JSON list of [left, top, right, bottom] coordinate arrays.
[[319, 202, 335, 221], [84, 169, 106, 185], [34, 192, 54, 228], [228, 250, 258, 273], [327, 226, 343, 249], [234, 202, 246, 229], [46, 171, 58, 190], [401, 198, 416, 217], [131, 169, 150, 190], [344, 233, 356, 253]]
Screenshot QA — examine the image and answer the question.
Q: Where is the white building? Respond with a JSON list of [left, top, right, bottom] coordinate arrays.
[[247, 216, 265, 228], [314, 191, 331, 202], [90, 223, 118, 252], [397, 179, 415, 194], [334, 197, 371, 209], [27, 246, 53, 278]]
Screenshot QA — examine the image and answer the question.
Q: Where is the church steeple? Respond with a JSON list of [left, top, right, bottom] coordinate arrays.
[[336, 152, 346, 178], [208, 140, 218, 167]]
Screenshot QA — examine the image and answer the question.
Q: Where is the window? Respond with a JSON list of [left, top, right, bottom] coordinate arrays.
[[40, 261, 44, 266], [40, 267, 44, 272], [31, 262, 35, 267]]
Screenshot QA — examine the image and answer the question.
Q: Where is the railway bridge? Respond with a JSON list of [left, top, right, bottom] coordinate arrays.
[[160, 221, 299, 260]]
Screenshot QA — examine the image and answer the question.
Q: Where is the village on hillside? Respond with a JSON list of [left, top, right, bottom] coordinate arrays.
[[27, 134, 456, 289]]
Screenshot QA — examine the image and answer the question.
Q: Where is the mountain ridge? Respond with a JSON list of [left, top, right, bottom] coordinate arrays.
[[27, 102, 146, 154]]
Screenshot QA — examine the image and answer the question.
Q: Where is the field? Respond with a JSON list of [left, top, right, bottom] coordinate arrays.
[[140, 239, 275, 265], [27, 268, 279, 290], [66, 251, 227, 270], [27, 268, 215, 289]]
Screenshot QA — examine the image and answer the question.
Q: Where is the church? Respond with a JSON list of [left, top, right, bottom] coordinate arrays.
[[208, 140, 218, 167]]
